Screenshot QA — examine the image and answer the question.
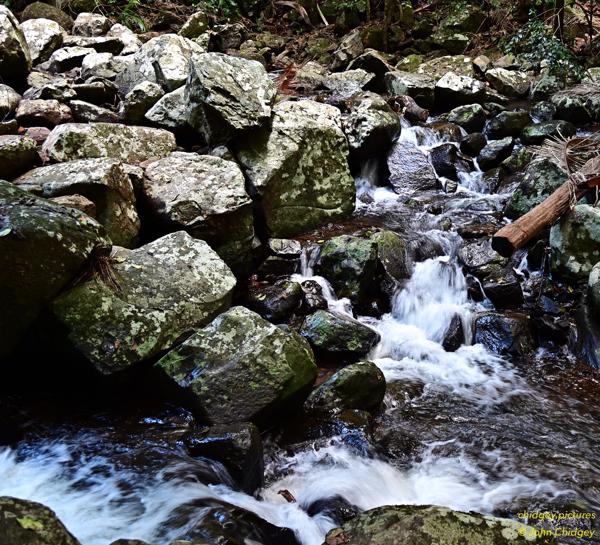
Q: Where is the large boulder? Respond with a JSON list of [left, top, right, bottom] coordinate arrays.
[[550, 204, 600, 281], [551, 84, 600, 124], [186, 52, 276, 145], [0, 134, 38, 179], [435, 72, 486, 108], [445, 103, 486, 132], [142, 152, 254, 271], [236, 100, 355, 238], [486, 68, 530, 97], [0, 496, 81, 545], [15, 159, 140, 247], [155, 306, 318, 424], [21, 18, 63, 65], [20, 2, 73, 30], [325, 505, 552, 545], [42, 123, 176, 163], [384, 70, 435, 108], [0, 6, 32, 88], [477, 136, 513, 170], [0, 181, 110, 359], [485, 110, 530, 139], [50, 232, 236, 374], [387, 140, 438, 193]]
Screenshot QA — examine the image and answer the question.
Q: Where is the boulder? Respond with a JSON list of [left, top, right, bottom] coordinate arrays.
[[486, 68, 530, 97], [47, 46, 94, 72], [458, 238, 508, 278], [155, 306, 317, 424], [15, 158, 140, 247], [551, 84, 600, 124], [0, 135, 38, 179], [20, 2, 73, 30], [179, 10, 209, 39], [119, 80, 164, 124], [482, 269, 524, 309], [520, 120, 576, 145], [550, 204, 600, 281], [477, 136, 513, 170], [387, 140, 438, 192], [322, 69, 374, 100], [236, 100, 355, 238], [305, 360, 385, 414], [330, 28, 363, 70], [72, 12, 111, 37], [186, 52, 276, 145], [435, 72, 486, 108], [0, 6, 31, 88], [15, 99, 72, 128], [384, 70, 435, 108], [417, 55, 475, 79], [80, 51, 120, 80], [69, 100, 120, 123], [42, 123, 176, 163], [144, 86, 188, 130], [245, 280, 303, 322], [62, 35, 123, 55], [445, 103, 486, 132], [429, 142, 469, 181], [0, 496, 81, 545], [21, 18, 63, 65], [530, 100, 556, 122], [51, 232, 236, 374], [474, 311, 534, 357], [432, 31, 469, 54], [485, 110, 530, 139], [588, 262, 600, 318], [107, 23, 141, 55], [347, 49, 393, 90], [460, 132, 486, 156], [0, 181, 110, 359], [0, 84, 21, 118], [531, 73, 564, 101], [143, 152, 254, 271]]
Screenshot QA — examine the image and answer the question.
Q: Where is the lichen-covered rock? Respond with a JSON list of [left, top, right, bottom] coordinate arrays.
[[0, 134, 38, 179], [384, 70, 436, 108], [550, 204, 600, 281], [486, 110, 530, 139], [156, 306, 317, 424], [15, 158, 140, 247], [236, 100, 355, 238], [119, 80, 164, 124], [486, 68, 530, 97], [0, 84, 21, 118], [0, 6, 32, 88], [325, 505, 553, 545], [305, 360, 385, 414], [107, 23, 141, 55], [551, 84, 600, 124], [21, 18, 63, 65], [186, 52, 276, 145], [51, 232, 236, 374], [42, 123, 176, 163], [417, 55, 475, 79], [587, 262, 600, 318], [322, 69, 374, 100], [72, 12, 110, 37], [432, 31, 469, 55], [16, 98, 72, 128], [143, 152, 254, 271], [520, 120, 576, 145], [179, 10, 209, 39], [0, 181, 110, 359], [21, 2, 73, 30], [477, 136, 513, 170], [445, 103, 486, 132], [80, 51, 122, 80], [387, 140, 438, 193], [0, 496, 81, 545], [300, 310, 380, 358], [144, 86, 188, 129], [435, 72, 486, 108]]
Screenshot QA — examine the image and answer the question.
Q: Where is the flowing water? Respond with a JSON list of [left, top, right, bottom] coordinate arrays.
[[1, 120, 599, 545]]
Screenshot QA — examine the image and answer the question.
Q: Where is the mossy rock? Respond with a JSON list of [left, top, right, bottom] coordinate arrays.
[[21, 2, 74, 29]]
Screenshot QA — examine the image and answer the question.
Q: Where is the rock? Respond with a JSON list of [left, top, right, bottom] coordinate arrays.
[[387, 140, 438, 193], [343, 92, 399, 158], [305, 360, 385, 414], [51, 232, 236, 374], [48, 46, 94, 72], [179, 10, 209, 39], [588, 262, 600, 318], [20, 2, 73, 30], [551, 83, 600, 124], [0, 181, 110, 358], [347, 49, 393, 90], [0, 496, 81, 545], [0, 135, 38, 179], [0, 84, 21, 118], [15, 99, 72, 128], [473, 54, 491, 74], [69, 100, 119, 123], [107, 23, 141, 55], [110, 541, 153, 545], [0, 6, 31, 89], [186, 52, 276, 145], [520, 120, 576, 145], [184, 422, 263, 493], [212, 21, 246, 51], [43, 123, 176, 163], [474, 311, 534, 357], [486, 68, 530, 97], [21, 18, 63, 65], [293, 60, 328, 92], [432, 31, 469, 54], [144, 86, 188, 130], [325, 504, 550, 545], [237, 100, 354, 238], [155, 306, 317, 424], [550, 204, 600, 281], [245, 280, 303, 322], [322, 69, 374, 99], [307, 496, 359, 526], [15, 158, 140, 247], [116, 34, 204, 95], [445, 103, 486, 132], [0, 120, 18, 135], [460, 132, 486, 156], [384, 70, 436, 108], [485, 110, 530, 139], [417, 55, 475, 79], [435, 72, 486, 108], [505, 159, 568, 219], [442, 313, 465, 351], [530, 100, 556, 122], [531, 73, 564, 101], [429, 142, 468, 181], [80, 52, 118, 80], [62, 35, 124, 55], [482, 269, 524, 309], [331, 28, 363, 70], [477, 136, 513, 170], [143, 152, 254, 271], [73, 12, 111, 37], [300, 310, 380, 360], [119, 80, 164, 124], [372, 230, 411, 285], [458, 238, 507, 278], [50, 193, 96, 216]]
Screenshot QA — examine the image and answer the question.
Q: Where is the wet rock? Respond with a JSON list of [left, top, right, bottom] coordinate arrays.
[[384, 70, 435, 109], [73, 12, 111, 37], [530, 101, 556, 122], [184, 422, 263, 494], [15, 158, 139, 247], [485, 110, 530, 139], [305, 361, 385, 414], [237, 100, 354, 238], [47, 46, 94, 72], [486, 68, 530, 97], [505, 159, 567, 219], [15, 99, 72, 128], [144, 86, 188, 130], [21, 2, 73, 30], [42, 123, 176, 162], [70, 100, 119, 123], [458, 238, 508, 278], [0, 6, 31, 89], [0, 84, 21, 118], [307, 496, 359, 526], [0, 496, 81, 545], [435, 72, 486, 108], [156, 306, 317, 424], [325, 504, 549, 545], [588, 263, 600, 319], [477, 136, 513, 170], [299, 280, 328, 313], [259, 239, 302, 276], [300, 311, 380, 360], [51, 232, 236, 374], [186, 52, 276, 145], [372, 229, 411, 286], [460, 132, 486, 156], [387, 140, 438, 192], [343, 92, 399, 158], [323, 69, 374, 100], [442, 313, 465, 351], [331, 28, 363, 70], [179, 10, 209, 39], [245, 280, 303, 322], [429, 143, 469, 181], [110, 541, 154, 545], [551, 84, 600, 124], [520, 120, 576, 145], [0, 135, 39, 179], [143, 152, 253, 272], [482, 269, 524, 309], [0, 181, 110, 359], [445, 103, 486, 132], [474, 311, 534, 357], [21, 18, 63, 65], [550, 204, 600, 281], [118, 80, 164, 124]]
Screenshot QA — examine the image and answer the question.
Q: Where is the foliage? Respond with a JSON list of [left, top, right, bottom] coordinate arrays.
[[194, 0, 240, 19], [95, 0, 147, 30]]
